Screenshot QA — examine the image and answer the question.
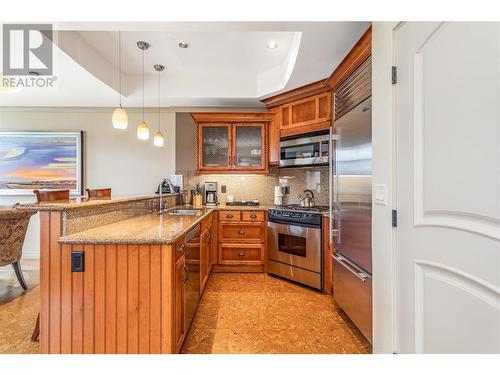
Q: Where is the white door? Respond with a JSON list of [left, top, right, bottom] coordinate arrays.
[[394, 22, 500, 353]]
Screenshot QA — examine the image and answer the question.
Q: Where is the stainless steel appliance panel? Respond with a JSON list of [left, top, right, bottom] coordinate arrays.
[[184, 224, 200, 332], [280, 132, 329, 168], [267, 259, 321, 290], [334, 97, 372, 273], [268, 221, 321, 273], [332, 253, 372, 343]]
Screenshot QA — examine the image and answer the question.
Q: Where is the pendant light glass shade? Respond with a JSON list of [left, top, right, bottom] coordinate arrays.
[[136, 41, 150, 141], [137, 121, 150, 140], [154, 64, 165, 147], [113, 32, 128, 129], [153, 130, 164, 147], [112, 107, 128, 129]]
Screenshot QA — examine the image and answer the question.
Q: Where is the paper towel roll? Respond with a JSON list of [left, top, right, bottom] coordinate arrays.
[[274, 186, 283, 196]]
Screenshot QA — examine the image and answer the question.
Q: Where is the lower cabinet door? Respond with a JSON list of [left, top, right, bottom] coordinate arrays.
[[200, 228, 210, 295], [218, 243, 264, 265], [174, 255, 186, 352]]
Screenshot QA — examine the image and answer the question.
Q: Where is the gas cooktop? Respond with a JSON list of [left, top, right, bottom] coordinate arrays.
[[273, 204, 329, 213]]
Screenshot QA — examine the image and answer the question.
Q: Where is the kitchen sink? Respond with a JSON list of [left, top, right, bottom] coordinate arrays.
[[163, 209, 203, 216]]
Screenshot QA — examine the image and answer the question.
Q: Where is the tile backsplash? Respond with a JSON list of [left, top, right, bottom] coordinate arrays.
[[182, 172, 277, 205], [181, 166, 330, 206], [278, 166, 330, 206]]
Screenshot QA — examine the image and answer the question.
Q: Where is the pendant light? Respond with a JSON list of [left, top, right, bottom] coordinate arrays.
[[136, 41, 150, 140], [112, 31, 128, 129], [153, 64, 165, 147]]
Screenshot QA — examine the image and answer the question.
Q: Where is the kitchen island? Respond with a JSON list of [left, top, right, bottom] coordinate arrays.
[[20, 195, 271, 354]]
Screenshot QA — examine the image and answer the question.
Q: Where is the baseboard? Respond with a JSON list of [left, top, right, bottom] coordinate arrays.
[[211, 264, 264, 273], [22, 253, 40, 260]]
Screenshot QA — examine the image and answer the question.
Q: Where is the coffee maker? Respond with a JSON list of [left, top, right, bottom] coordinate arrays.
[[204, 182, 218, 206]]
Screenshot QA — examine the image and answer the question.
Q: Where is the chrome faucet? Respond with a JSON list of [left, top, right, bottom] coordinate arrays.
[[158, 177, 175, 212]]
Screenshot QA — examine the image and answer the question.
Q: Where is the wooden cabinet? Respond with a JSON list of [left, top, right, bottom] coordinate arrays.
[[279, 92, 332, 137], [200, 227, 210, 295], [217, 210, 266, 268], [174, 254, 186, 352], [192, 113, 274, 174], [322, 216, 333, 295], [200, 213, 213, 295], [219, 243, 265, 265], [218, 222, 265, 243]]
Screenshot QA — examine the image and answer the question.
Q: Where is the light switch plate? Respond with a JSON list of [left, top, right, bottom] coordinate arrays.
[[374, 184, 387, 205]]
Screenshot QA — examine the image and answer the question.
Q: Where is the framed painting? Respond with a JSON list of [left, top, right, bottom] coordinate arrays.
[[0, 131, 83, 196]]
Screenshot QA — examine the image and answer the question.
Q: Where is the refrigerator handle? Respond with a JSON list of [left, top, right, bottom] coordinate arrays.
[[329, 129, 340, 249]]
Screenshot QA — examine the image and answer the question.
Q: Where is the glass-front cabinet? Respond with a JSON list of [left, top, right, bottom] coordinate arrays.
[[194, 114, 270, 174], [233, 123, 265, 170], [200, 124, 231, 170]]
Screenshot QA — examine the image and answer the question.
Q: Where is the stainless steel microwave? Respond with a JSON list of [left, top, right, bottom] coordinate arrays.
[[279, 131, 329, 168]]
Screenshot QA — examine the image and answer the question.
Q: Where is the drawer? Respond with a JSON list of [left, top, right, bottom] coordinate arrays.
[[241, 211, 265, 222], [219, 211, 241, 221], [218, 222, 265, 243], [219, 244, 263, 265]]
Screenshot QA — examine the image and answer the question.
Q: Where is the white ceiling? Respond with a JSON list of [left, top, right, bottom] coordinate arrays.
[[0, 22, 370, 107]]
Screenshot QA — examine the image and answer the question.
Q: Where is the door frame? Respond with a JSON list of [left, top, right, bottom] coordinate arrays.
[[371, 21, 401, 354]]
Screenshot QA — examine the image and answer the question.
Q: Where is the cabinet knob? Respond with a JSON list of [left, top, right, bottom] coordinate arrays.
[[238, 252, 245, 257], [238, 230, 245, 235], [177, 244, 185, 252], [250, 214, 257, 219]]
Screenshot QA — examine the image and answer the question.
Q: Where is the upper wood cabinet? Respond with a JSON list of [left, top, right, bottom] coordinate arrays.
[[263, 88, 333, 139], [279, 91, 332, 137], [192, 113, 274, 174]]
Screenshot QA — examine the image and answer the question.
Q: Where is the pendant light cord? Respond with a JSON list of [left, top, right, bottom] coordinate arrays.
[[118, 31, 122, 107], [158, 69, 161, 131], [142, 48, 145, 122]]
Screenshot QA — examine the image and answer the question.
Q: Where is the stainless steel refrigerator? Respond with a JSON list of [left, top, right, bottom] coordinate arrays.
[[329, 58, 372, 343]]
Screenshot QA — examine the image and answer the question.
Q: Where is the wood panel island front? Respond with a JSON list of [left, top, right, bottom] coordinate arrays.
[[20, 195, 270, 354]]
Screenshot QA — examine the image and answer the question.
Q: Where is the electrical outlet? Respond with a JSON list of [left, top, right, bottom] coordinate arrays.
[[221, 185, 226, 193], [71, 251, 84, 272], [284, 186, 290, 194]]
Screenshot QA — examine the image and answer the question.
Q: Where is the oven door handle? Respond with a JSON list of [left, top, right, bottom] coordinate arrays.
[[332, 253, 370, 283]]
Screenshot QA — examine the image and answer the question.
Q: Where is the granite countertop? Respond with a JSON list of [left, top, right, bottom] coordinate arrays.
[[59, 207, 214, 245], [206, 203, 275, 211], [17, 193, 177, 212], [58, 204, 273, 245]]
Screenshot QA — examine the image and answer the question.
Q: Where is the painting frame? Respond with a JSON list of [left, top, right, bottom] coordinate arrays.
[[0, 130, 84, 196]]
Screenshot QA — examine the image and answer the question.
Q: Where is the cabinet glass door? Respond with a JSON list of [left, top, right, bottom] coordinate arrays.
[[201, 124, 230, 168], [233, 124, 264, 169]]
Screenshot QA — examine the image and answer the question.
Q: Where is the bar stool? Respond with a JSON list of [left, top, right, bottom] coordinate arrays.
[[0, 207, 35, 290], [85, 188, 112, 198]]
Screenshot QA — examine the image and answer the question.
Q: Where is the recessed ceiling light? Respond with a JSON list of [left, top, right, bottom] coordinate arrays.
[[178, 42, 190, 49], [267, 41, 278, 49]]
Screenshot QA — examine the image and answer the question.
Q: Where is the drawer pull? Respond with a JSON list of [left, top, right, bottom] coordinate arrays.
[[250, 214, 257, 219], [177, 244, 185, 252], [238, 252, 245, 257], [226, 214, 234, 218], [238, 230, 245, 235]]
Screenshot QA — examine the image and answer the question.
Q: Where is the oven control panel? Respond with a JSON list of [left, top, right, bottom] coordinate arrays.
[[268, 209, 322, 227]]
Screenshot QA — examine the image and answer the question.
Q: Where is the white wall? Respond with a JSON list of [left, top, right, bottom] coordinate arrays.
[[0, 107, 176, 258], [372, 22, 398, 354]]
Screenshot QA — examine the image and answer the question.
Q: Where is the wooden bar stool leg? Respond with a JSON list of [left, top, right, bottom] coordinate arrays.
[[31, 313, 40, 341]]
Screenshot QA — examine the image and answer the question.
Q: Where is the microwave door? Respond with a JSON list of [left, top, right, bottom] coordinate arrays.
[[334, 97, 372, 274]]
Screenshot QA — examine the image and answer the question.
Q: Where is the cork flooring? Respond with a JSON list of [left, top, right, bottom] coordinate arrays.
[[0, 264, 370, 354], [0, 260, 40, 354], [182, 273, 371, 354]]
